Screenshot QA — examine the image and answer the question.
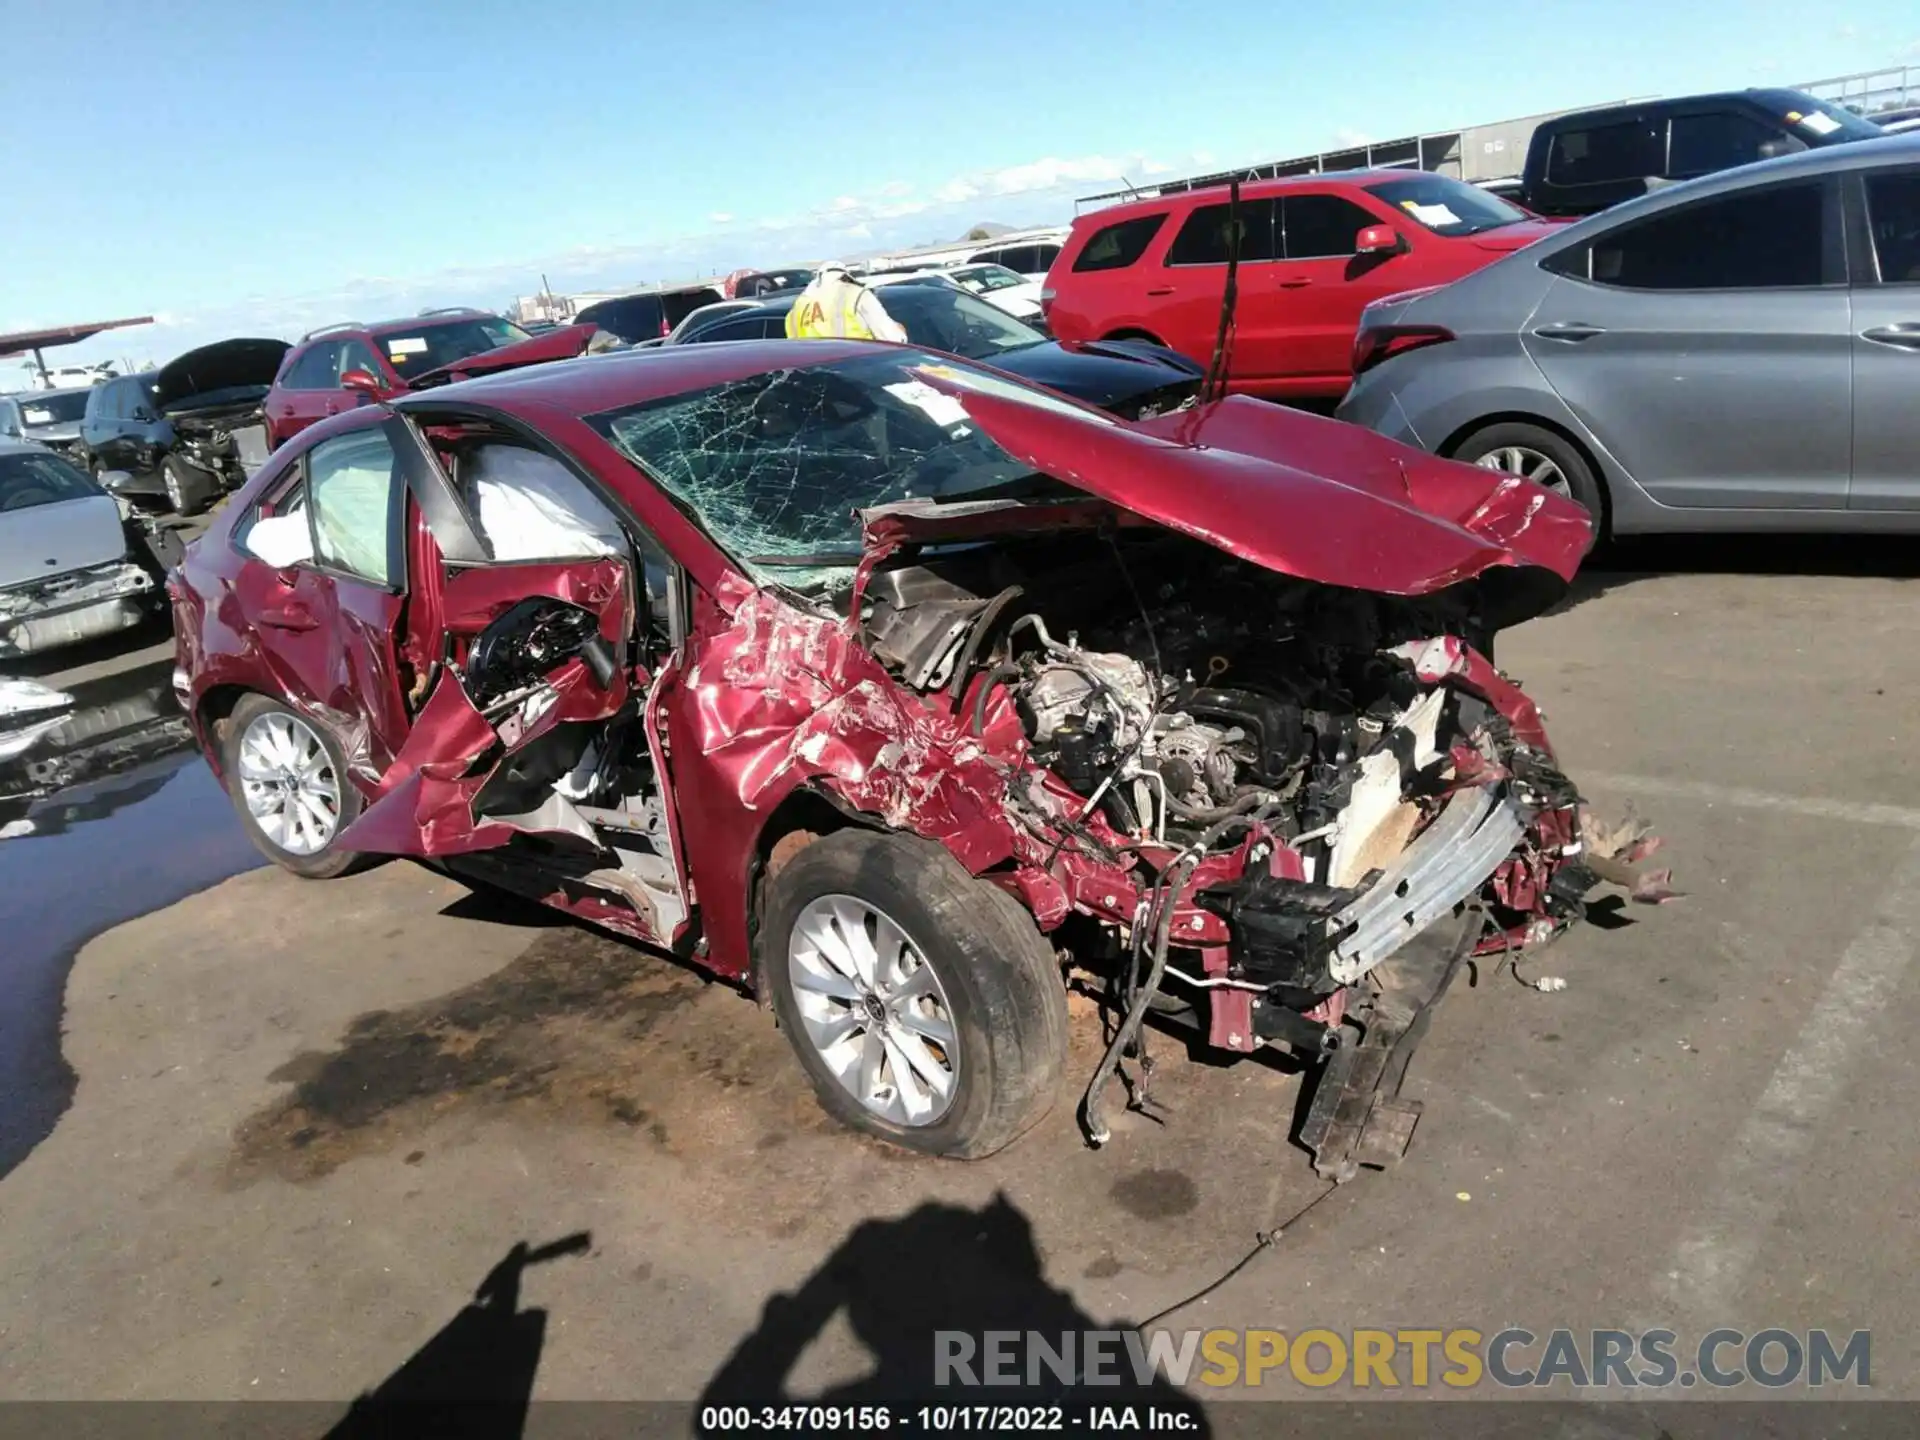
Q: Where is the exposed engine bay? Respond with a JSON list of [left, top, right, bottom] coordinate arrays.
[[858, 526, 1655, 1179]]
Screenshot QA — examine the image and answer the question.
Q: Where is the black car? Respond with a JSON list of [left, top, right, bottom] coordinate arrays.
[[671, 282, 1204, 419], [1519, 87, 1886, 217], [78, 339, 287, 516], [574, 284, 728, 345]]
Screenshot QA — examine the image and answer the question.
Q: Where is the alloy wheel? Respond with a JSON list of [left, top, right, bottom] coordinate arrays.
[[1474, 445, 1569, 497], [787, 894, 960, 1127], [236, 711, 342, 857]]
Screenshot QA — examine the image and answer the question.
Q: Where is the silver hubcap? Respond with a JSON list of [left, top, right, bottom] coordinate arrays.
[[788, 894, 959, 1127], [1475, 445, 1569, 497], [237, 711, 341, 856]]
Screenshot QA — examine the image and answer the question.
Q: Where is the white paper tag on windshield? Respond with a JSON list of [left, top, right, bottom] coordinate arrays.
[[387, 337, 429, 357], [1796, 110, 1842, 135], [1404, 201, 1461, 227], [884, 380, 970, 431]]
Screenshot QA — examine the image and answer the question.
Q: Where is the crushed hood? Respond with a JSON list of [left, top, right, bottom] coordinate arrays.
[[0, 495, 128, 589], [889, 386, 1590, 596], [405, 323, 597, 389], [153, 338, 290, 410]]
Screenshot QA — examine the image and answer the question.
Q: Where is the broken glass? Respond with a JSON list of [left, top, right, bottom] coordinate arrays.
[[588, 351, 1064, 593]]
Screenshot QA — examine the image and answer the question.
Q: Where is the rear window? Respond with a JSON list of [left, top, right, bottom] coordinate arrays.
[[18, 391, 90, 426], [375, 317, 530, 379], [1547, 120, 1663, 186], [578, 295, 668, 343], [662, 287, 727, 329], [1071, 214, 1166, 272], [0, 450, 101, 512]]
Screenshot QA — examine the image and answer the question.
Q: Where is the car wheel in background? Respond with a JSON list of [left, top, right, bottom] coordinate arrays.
[[1452, 421, 1606, 533], [162, 455, 213, 517], [760, 829, 1068, 1159], [219, 694, 366, 880]]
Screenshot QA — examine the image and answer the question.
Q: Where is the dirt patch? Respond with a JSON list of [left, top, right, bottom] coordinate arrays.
[[232, 924, 720, 1180]]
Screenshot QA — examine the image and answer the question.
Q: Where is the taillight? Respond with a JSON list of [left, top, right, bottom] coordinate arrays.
[[1352, 324, 1454, 376], [1039, 286, 1056, 318]]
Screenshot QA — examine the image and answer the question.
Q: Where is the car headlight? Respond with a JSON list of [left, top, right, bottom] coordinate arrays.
[[113, 494, 134, 520]]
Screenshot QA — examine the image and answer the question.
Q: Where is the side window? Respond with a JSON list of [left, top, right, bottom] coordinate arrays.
[[1071, 214, 1166, 272], [307, 428, 400, 584], [1281, 194, 1380, 259], [1029, 242, 1063, 272], [1547, 120, 1663, 185], [284, 342, 343, 391], [693, 316, 774, 343], [1002, 245, 1041, 273], [1587, 181, 1827, 290], [457, 444, 626, 562], [1864, 169, 1920, 284], [1165, 198, 1280, 265], [1668, 111, 1799, 177], [337, 339, 384, 380]]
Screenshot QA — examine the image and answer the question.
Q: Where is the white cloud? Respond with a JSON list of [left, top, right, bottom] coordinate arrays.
[[1332, 127, 1375, 149], [30, 147, 1206, 370]]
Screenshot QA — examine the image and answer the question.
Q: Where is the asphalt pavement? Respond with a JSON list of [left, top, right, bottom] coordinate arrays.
[[1, 535, 1917, 1425]]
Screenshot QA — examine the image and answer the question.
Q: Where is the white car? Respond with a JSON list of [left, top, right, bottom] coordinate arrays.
[[959, 231, 1069, 281], [0, 439, 158, 658], [873, 264, 1045, 322]]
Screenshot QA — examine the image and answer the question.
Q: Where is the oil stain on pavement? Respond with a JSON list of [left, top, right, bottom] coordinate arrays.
[[0, 663, 262, 1178], [230, 918, 812, 1182]]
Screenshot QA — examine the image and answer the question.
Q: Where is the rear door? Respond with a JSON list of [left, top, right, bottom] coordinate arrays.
[[271, 342, 345, 444], [1153, 196, 1283, 385], [1524, 175, 1852, 510], [230, 424, 419, 776], [1847, 163, 1920, 509]]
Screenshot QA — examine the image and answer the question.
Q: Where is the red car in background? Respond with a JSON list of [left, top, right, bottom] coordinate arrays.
[[1042, 172, 1562, 403], [263, 308, 594, 449]]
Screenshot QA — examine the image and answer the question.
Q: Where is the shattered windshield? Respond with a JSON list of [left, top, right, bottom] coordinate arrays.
[[588, 350, 1081, 593]]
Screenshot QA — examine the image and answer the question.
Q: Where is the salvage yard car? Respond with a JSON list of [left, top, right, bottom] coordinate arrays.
[[1042, 171, 1563, 403], [1, 440, 166, 658], [1338, 134, 1920, 533], [674, 283, 1205, 420], [264, 310, 594, 450], [171, 342, 1664, 1176]]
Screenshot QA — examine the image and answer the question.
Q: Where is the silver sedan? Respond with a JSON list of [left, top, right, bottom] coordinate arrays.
[[1337, 133, 1920, 536]]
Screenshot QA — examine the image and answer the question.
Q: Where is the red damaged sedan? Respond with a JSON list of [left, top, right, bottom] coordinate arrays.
[[170, 340, 1663, 1177]]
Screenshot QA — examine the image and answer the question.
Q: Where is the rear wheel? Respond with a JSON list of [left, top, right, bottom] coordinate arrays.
[[1451, 421, 1606, 534], [220, 694, 365, 879], [761, 830, 1068, 1159]]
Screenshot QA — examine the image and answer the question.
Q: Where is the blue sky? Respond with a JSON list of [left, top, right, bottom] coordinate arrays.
[[4, 0, 1914, 375]]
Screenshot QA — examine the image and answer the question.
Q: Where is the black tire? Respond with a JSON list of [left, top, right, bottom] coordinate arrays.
[[162, 455, 213, 517], [219, 693, 366, 880], [1451, 421, 1606, 536], [761, 830, 1069, 1159]]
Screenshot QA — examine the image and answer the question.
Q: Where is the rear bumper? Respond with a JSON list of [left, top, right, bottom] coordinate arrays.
[[0, 561, 155, 657]]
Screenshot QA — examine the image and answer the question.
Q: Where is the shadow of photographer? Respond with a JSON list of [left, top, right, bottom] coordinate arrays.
[[697, 1194, 1209, 1432]]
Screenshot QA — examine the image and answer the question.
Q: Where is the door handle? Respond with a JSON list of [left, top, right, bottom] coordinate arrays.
[[1861, 324, 1920, 351], [1277, 276, 1313, 289], [1145, 285, 1175, 296], [1532, 322, 1606, 342], [259, 603, 318, 632]]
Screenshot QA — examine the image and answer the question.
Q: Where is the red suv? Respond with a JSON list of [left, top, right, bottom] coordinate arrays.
[[1042, 172, 1562, 403], [264, 308, 594, 449]]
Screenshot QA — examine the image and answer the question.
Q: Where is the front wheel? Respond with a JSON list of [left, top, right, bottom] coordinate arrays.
[[761, 830, 1068, 1159], [162, 455, 213, 517], [220, 694, 365, 879], [1452, 421, 1606, 536]]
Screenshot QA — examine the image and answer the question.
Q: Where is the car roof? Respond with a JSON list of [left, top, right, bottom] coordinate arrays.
[[1534, 87, 1837, 130], [394, 338, 877, 416], [16, 384, 94, 400], [1073, 169, 1426, 226]]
